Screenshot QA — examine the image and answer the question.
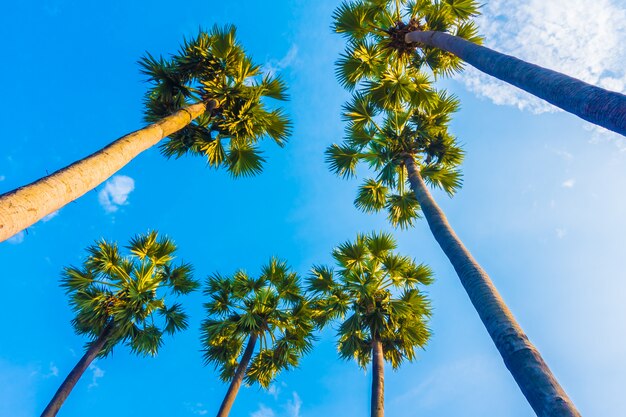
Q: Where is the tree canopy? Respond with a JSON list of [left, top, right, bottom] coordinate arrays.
[[308, 232, 432, 368], [201, 257, 316, 388], [141, 25, 293, 177], [61, 231, 199, 356]]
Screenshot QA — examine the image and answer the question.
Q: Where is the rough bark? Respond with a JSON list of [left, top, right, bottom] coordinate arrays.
[[371, 337, 385, 417], [41, 323, 114, 417], [216, 334, 258, 417], [0, 101, 212, 243], [404, 157, 580, 417], [405, 30, 626, 136]]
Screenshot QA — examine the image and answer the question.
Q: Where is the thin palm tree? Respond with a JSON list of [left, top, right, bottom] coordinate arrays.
[[201, 258, 315, 417], [41, 231, 198, 417], [334, 0, 626, 136], [308, 232, 432, 417], [0, 25, 291, 243], [327, 55, 581, 416]]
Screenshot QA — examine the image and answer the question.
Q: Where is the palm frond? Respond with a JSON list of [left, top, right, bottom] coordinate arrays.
[[386, 192, 421, 229]]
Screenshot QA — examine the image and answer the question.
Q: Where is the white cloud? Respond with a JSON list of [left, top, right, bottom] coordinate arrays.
[[0, 175, 5, 181], [184, 402, 208, 416], [7, 231, 25, 244], [43, 362, 59, 379], [41, 210, 60, 222], [251, 391, 301, 417], [587, 124, 626, 151], [98, 175, 135, 213], [285, 392, 302, 417], [88, 362, 104, 389], [556, 228, 568, 239], [267, 385, 280, 399], [562, 179, 576, 188], [263, 45, 299, 77], [251, 405, 275, 417], [459, 0, 626, 114]]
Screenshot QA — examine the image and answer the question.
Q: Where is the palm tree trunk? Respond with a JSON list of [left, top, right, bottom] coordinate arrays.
[[0, 100, 214, 243], [41, 323, 114, 417], [405, 30, 626, 136], [216, 333, 258, 417], [371, 337, 384, 417], [404, 157, 580, 417]]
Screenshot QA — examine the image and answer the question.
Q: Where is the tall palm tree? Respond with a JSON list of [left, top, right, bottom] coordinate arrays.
[[201, 258, 315, 417], [334, 0, 626, 136], [307, 232, 432, 417], [41, 231, 198, 417], [0, 25, 291, 243], [326, 56, 581, 416]]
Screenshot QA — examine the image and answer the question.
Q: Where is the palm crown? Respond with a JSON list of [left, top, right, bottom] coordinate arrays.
[[328, 2, 473, 229], [140, 25, 292, 177], [201, 258, 315, 388], [334, 0, 482, 85], [326, 85, 464, 228], [61, 231, 198, 356], [308, 232, 432, 368]]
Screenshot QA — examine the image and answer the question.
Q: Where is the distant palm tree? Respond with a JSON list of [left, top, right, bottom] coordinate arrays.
[[41, 231, 198, 417], [0, 25, 291, 243], [334, 0, 626, 136], [201, 258, 315, 417], [308, 232, 432, 417]]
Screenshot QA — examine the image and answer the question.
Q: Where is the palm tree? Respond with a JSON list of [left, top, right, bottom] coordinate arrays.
[[41, 231, 198, 417], [0, 25, 291, 243], [307, 232, 432, 417], [334, 0, 626, 136], [326, 62, 581, 416], [200, 258, 315, 417]]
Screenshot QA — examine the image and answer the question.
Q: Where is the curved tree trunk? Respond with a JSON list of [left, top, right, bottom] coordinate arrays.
[[370, 337, 384, 417], [404, 157, 580, 417], [0, 101, 213, 243], [405, 30, 626, 136], [41, 323, 114, 417], [216, 333, 258, 417]]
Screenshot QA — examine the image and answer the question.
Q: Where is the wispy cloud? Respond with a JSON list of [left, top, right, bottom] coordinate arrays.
[[43, 362, 59, 379], [267, 385, 280, 400], [250, 391, 301, 417], [556, 228, 568, 239], [0, 175, 5, 181], [285, 392, 302, 417], [458, 0, 626, 115], [183, 402, 208, 415], [88, 362, 104, 389], [263, 45, 299, 77], [41, 210, 60, 222], [587, 124, 626, 152], [251, 404, 275, 417], [98, 175, 135, 213], [7, 231, 25, 245], [562, 179, 576, 188]]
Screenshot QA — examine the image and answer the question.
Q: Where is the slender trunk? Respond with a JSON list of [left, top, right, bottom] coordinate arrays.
[[0, 100, 214, 243], [41, 323, 114, 417], [405, 30, 626, 136], [404, 157, 580, 417], [216, 333, 258, 417], [370, 337, 384, 417]]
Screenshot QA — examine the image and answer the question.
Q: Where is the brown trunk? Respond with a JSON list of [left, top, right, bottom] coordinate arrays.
[[404, 157, 580, 417], [216, 333, 258, 417], [370, 337, 384, 417], [41, 323, 114, 417], [405, 30, 626, 136], [0, 101, 212, 243]]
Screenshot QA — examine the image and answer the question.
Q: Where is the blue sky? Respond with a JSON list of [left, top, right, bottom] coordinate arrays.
[[1, 1, 625, 416]]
